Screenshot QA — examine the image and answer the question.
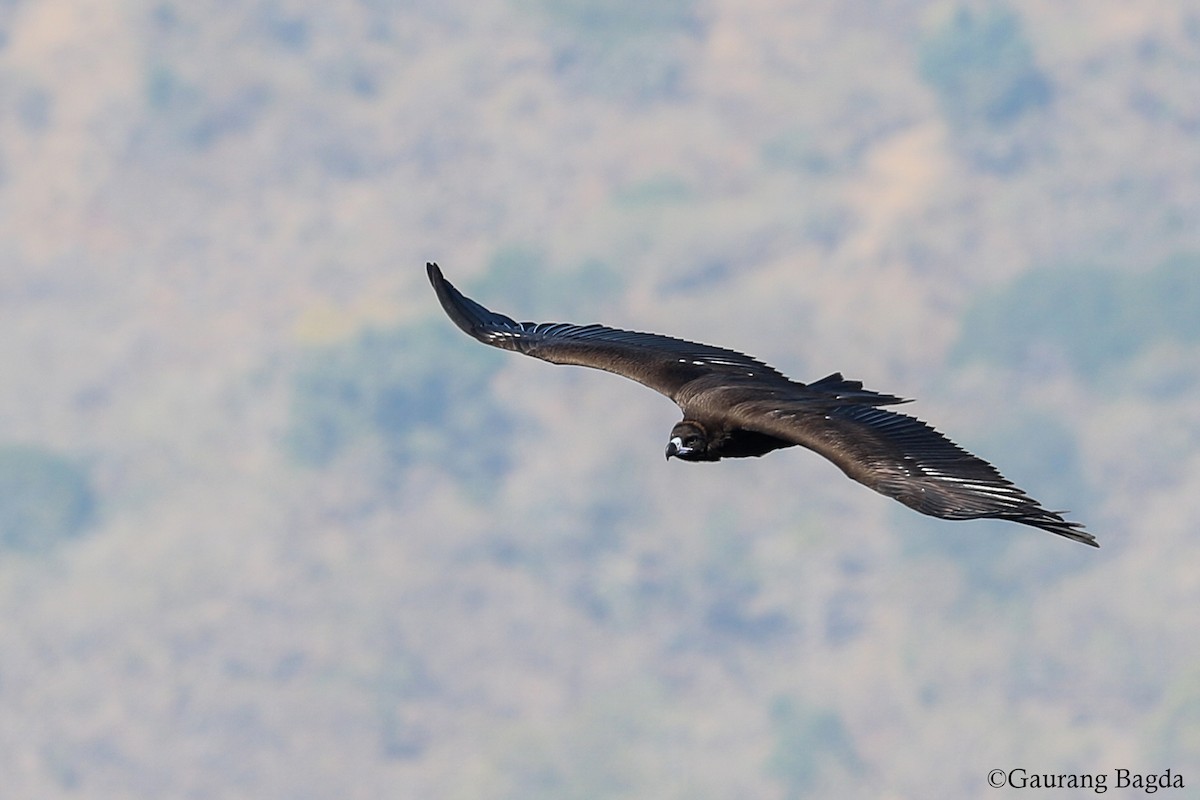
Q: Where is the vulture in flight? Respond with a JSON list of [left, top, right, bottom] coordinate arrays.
[[427, 263, 1096, 547]]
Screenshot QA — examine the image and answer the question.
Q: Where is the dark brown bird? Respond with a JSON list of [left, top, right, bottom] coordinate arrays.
[[428, 263, 1096, 547]]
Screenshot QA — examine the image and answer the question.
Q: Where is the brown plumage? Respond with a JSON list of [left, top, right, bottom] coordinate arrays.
[[428, 262, 1096, 547]]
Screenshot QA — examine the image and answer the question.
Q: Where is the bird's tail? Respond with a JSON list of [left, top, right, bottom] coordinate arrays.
[[806, 372, 909, 406]]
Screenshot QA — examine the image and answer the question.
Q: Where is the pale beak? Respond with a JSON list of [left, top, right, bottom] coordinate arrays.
[[665, 436, 683, 460]]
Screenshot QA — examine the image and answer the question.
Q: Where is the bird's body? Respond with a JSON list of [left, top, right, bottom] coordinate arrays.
[[427, 263, 1096, 547]]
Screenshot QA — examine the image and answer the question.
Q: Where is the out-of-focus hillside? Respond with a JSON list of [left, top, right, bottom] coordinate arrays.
[[1, 1, 1198, 797]]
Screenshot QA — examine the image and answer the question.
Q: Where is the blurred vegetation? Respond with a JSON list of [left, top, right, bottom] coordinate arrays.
[[611, 174, 695, 209], [1153, 669, 1200, 765], [532, 0, 698, 42], [919, 5, 1052, 128], [526, 0, 702, 101], [689, 525, 791, 646], [952, 254, 1200, 382], [471, 245, 622, 320], [0, 445, 95, 553], [145, 63, 272, 151], [490, 684, 668, 800], [767, 697, 864, 797], [14, 84, 53, 133], [761, 130, 841, 177], [287, 249, 620, 493], [919, 4, 1052, 169], [287, 319, 513, 491]]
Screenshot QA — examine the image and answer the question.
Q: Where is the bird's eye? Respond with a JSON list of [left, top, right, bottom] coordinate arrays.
[[684, 436, 703, 449]]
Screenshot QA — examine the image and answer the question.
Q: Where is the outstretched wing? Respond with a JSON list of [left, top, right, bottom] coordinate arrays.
[[428, 262, 792, 401], [732, 400, 1096, 546]]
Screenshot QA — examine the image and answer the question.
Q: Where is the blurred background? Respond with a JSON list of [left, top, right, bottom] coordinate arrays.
[[2, 0, 1199, 797]]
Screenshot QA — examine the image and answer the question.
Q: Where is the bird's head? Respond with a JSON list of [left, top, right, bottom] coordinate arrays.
[[665, 420, 717, 462]]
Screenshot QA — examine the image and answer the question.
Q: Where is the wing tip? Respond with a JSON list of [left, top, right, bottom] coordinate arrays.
[[1024, 511, 1099, 547], [427, 262, 521, 342], [427, 261, 478, 334], [1056, 529, 1100, 548]]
